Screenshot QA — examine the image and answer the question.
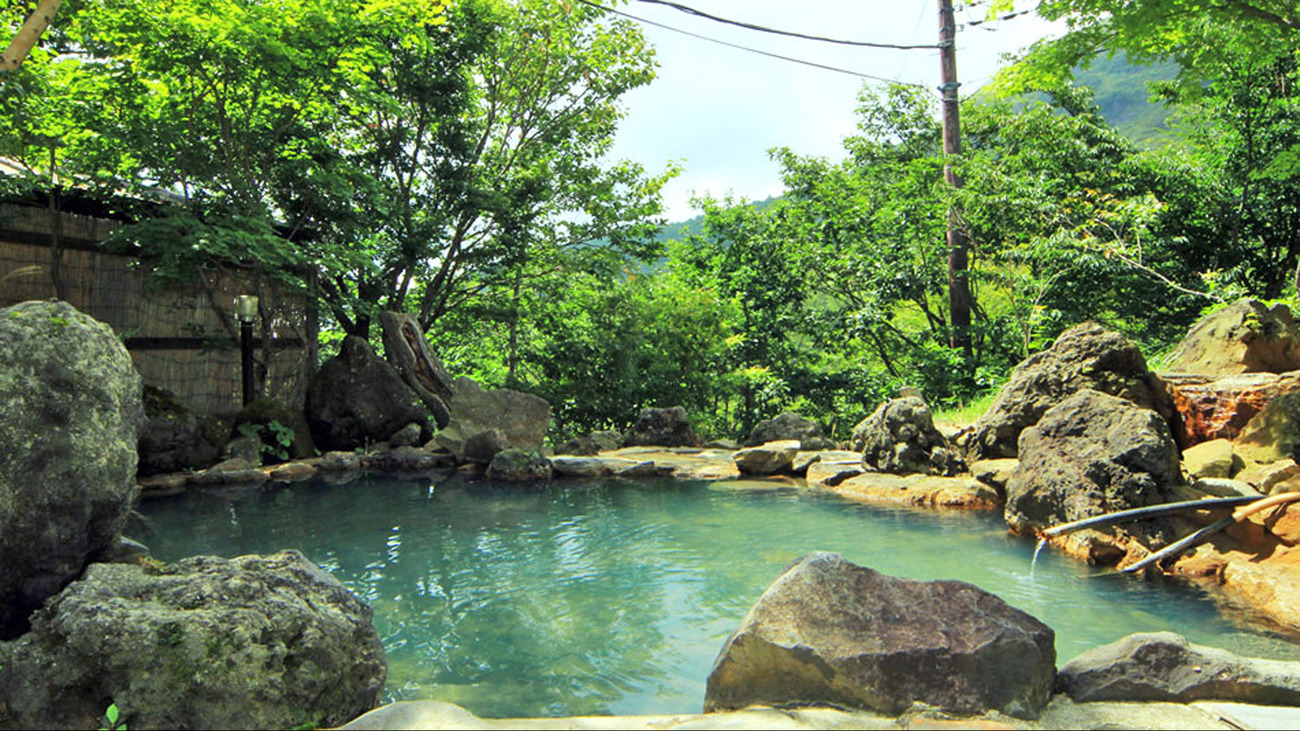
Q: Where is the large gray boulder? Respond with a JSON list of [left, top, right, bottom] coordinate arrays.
[[1005, 390, 1181, 543], [1164, 298, 1300, 376], [854, 397, 962, 476], [0, 550, 386, 730], [433, 377, 550, 461], [970, 323, 1167, 460], [306, 335, 430, 451], [744, 412, 835, 450], [704, 552, 1056, 719], [0, 300, 143, 639], [624, 406, 700, 448], [1057, 632, 1300, 704]]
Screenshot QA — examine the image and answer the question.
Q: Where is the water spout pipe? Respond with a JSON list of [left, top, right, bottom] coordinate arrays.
[[1040, 496, 1260, 538], [1120, 491, 1300, 575]]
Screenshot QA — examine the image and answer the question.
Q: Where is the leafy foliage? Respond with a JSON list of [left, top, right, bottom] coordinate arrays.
[[4, 0, 1299, 444]]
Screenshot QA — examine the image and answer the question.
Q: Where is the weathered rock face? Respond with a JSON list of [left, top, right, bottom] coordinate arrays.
[[306, 336, 430, 451], [744, 412, 835, 450], [1234, 390, 1300, 465], [1005, 390, 1181, 542], [970, 323, 1166, 460], [854, 397, 961, 476], [433, 377, 550, 461], [362, 446, 455, 473], [1162, 372, 1298, 448], [485, 448, 553, 482], [0, 550, 386, 730], [704, 552, 1055, 718], [1057, 632, 1300, 704], [378, 310, 454, 429], [1164, 298, 1300, 376], [389, 422, 423, 448], [137, 384, 225, 476], [1238, 459, 1300, 494], [0, 300, 143, 639], [624, 406, 700, 448]]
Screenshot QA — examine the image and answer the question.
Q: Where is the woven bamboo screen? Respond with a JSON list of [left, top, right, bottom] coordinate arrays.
[[0, 204, 317, 417]]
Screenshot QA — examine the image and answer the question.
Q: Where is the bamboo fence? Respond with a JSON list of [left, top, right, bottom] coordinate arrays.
[[0, 203, 317, 417]]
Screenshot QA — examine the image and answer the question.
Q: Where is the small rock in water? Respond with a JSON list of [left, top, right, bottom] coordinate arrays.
[[1057, 631, 1300, 704]]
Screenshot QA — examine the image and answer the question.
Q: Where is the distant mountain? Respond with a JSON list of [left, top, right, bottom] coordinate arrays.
[[653, 195, 780, 245], [1074, 52, 1179, 147], [653, 211, 704, 245]]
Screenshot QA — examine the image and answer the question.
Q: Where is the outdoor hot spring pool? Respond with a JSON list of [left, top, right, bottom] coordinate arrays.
[[136, 474, 1300, 718]]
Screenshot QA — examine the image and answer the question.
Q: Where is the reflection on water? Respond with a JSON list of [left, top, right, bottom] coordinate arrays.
[[136, 475, 1300, 718]]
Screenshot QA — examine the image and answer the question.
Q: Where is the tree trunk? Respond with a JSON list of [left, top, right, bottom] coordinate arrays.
[[506, 262, 522, 388], [1, 0, 62, 73]]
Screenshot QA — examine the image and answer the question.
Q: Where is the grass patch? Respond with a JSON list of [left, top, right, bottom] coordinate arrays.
[[933, 390, 999, 429]]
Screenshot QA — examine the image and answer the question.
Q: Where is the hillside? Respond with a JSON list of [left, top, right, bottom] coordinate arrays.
[[1074, 52, 1179, 147]]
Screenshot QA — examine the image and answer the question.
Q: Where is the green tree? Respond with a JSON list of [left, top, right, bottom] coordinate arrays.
[[1000, 0, 1298, 91], [406, 0, 672, 335], [998, 1, 1300, 301], [1151, 41, 1300, 297]]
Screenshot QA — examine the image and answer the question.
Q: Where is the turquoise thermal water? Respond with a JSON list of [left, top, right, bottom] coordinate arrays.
[[135, 474, 1300, 719]]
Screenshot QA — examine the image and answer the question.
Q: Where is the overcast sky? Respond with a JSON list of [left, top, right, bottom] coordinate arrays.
[[601, 1, 1063, 221]]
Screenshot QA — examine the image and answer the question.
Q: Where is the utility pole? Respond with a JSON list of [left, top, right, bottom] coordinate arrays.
[[938, 0, 972, 357]]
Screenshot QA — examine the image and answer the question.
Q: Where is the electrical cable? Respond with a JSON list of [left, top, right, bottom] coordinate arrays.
[[632, 0, 941, 50], [966, 8, 1036, 27], [574, 0, 935, 89]]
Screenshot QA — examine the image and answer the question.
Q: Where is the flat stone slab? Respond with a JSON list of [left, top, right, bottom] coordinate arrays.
[[602, 447, 741, 480], [829, 472, 1002, 509], [338, 699, 1246, 730], [1196, 701, 1300, 730]]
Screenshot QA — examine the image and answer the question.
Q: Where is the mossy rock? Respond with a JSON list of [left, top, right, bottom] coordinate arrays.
[[0, 551, 386, 729], [0, 301, 142, 639]]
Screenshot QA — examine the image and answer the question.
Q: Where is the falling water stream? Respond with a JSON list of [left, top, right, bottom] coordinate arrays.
[[1030, 536, 1048, 578], [135, 474, 1300, 719]]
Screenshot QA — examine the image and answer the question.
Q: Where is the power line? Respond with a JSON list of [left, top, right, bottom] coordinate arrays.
[[966, 8, 1035, 28], [574, 0, 934, 90], [632, 0, 940, 50]]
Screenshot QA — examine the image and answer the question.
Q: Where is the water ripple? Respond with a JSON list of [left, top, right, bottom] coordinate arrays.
[[137, 475, 1300, 718]]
